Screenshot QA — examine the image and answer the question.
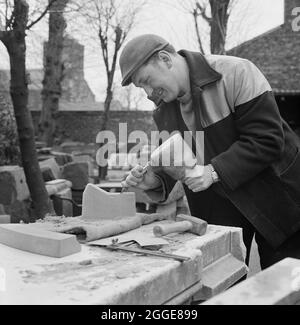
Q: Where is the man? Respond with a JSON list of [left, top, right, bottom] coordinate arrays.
[[119, 34, 300, 269]]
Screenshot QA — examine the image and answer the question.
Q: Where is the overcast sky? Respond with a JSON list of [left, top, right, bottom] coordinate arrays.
[[82, 0, 284, 108], [0, 0, 284, 109]]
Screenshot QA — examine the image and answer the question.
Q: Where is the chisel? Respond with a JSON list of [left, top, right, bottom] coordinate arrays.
[[121, 162, 150, 193], [101, 243, 190, 262]]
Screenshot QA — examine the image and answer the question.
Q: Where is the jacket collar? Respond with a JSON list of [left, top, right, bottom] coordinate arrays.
[[178, 50, 222, 89]]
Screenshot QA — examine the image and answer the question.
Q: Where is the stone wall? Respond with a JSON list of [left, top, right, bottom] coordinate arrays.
[[31, 110, 157, 144]]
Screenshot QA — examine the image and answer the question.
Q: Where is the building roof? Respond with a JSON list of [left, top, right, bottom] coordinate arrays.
[[227, 0, 300, 95]]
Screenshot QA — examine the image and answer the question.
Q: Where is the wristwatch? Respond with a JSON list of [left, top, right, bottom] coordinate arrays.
[[209, 164, 220, 183]]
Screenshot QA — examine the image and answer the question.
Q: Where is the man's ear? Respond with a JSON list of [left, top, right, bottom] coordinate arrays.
[[158, 51, 172, 68]]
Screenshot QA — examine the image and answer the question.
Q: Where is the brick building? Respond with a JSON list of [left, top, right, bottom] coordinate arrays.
[[0, 37, 96, 110], [228, 0, 300, 130]]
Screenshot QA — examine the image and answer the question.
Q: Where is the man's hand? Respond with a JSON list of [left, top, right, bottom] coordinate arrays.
[[121, 165, 161, 191], [183, 165, 214, 192]]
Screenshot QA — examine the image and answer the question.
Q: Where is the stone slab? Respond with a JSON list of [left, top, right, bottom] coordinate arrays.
[[203, 257, 300, 305], [51, 187, 73, 217], [39, 158, 61, 179], [0, 224, 246, 305], [0, 224, 81, 258], [193, 254, 247, 300], [61, 162, 89, 190], [45, 179, 72, 196], [72, 155, 94, 175], [82, 183, 136, 220], [0, 165, 30, 202], [0, 214, 10, 224], [46, 179, 73, 217]]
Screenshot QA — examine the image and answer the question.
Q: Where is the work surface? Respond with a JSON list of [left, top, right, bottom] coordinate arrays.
[[0, 222, 247, 305]]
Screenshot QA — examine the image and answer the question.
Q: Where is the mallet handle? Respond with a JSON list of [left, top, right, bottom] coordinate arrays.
[[153, 221, 192, 237]]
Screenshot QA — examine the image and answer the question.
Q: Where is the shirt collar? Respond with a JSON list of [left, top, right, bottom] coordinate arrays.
[[178, 50, 222, 89]]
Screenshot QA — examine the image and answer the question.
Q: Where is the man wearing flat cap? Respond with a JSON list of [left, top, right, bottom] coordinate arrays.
[[119, 34, 300, 270]]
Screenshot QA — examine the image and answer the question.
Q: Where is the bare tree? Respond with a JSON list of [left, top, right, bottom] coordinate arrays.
[[0, 0, 56, 220], [39, 0, 68, 146], [177, 0, 236, 54], [114, 83, 145, 110], [83, 0, 145, 130]]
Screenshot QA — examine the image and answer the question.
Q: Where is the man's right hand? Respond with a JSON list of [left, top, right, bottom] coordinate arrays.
[[121, 165, 161, 191]]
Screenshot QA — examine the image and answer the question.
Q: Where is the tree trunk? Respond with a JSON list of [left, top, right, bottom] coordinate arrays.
[[98, 86, 113, 180], [1, 0, 52, 220], [39, 0, 68, 146], [209, 0, 230, 54], [100, 86, 113, 131]]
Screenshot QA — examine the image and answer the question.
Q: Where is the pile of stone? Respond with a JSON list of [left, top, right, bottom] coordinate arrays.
[[0, 142, 99, 223]]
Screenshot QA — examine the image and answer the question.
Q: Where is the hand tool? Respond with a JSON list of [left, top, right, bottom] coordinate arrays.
[[153, 214, 207, 237], [121, 162, 150, 193], [99, 239, 190, 262]]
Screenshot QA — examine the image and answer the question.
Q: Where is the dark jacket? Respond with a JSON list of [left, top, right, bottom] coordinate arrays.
[[153, 50, 300, 249]]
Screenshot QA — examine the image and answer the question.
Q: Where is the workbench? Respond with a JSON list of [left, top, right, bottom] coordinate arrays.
[[0, 222, 247, 305]]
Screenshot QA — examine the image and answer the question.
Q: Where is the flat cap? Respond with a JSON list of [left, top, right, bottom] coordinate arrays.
[[119, 34, 169, 86]]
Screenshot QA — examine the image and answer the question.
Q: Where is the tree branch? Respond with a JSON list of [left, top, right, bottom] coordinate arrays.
[[193, 9, 205, 54], [26, 0, 57, 30], [196, 1, 211, 24]]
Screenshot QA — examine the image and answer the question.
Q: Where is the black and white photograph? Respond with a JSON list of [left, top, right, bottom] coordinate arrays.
[[0, 0, 300, 309]]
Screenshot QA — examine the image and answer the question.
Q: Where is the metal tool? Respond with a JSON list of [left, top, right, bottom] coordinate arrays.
[[100, 239, 190, 262], [121, 162, 150, 193]]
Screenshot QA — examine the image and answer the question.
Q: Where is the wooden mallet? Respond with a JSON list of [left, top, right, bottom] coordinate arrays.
[[153, 214, 207, 237]]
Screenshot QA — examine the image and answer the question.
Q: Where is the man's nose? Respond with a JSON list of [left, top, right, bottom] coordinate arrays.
[[147, 89, 161, 106]]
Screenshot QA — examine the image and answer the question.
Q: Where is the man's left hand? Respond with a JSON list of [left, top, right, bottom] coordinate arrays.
[[183, 165, 214, 192]]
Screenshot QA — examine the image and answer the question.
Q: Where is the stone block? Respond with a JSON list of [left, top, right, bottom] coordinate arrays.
[[0, 224, 81, 258], [108, 249, 203, 305], [193, 254, 247, 300], [82, 183, 136, 220], [203, 258, 300, 305], [7, 200, 32, 224], [56, 187, 73, 217], [60, 141, 85, 154], [0, 166, 30, 203], [73, 154, 93, 171], [40, 166, 56, 181], [39, 158, 61, 179], [72, 154, 95, 183], [51, 151, 73, 166], [46, 179, 73, 217], [156, 201, 177, 219], [45, 179, 72, 196], [61, 162, 89, 190], [0, 215, 10, 224]]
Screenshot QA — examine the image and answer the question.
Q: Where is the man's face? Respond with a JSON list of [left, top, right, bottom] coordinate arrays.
[[132, 52, 180, 104]]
